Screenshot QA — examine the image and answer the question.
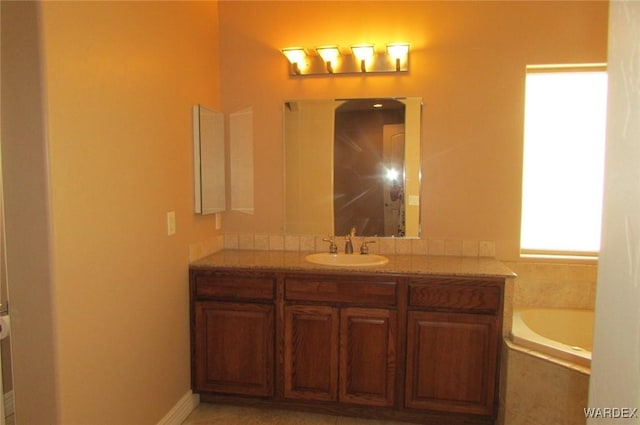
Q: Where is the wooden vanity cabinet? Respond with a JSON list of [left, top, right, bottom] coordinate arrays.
[[405, 277, 503, 417], [190, 267, 506, 424], [283, 276, 397, 407], [190, 271, 275, 397]]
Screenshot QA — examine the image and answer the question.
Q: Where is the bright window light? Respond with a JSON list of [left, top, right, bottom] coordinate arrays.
[[520, 67, 608, 256]]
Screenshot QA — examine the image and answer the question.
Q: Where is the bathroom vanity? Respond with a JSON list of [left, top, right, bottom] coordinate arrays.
[[189, 250, 515, 425]]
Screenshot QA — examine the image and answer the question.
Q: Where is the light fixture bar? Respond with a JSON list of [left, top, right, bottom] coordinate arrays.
[[281, 43, 409, 76]]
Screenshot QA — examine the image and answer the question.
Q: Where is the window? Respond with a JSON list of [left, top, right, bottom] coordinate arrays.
[[520, 65, 608, 257]]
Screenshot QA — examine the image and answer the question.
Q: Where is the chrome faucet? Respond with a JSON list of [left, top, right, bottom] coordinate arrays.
[[345, 227, 356, 254], [322, 237, 338, 254], [360, 240, 376, 255]]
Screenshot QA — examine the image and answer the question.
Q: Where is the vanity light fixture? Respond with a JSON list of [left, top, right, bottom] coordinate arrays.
[[281, 47, 306, 75], [351, 44, 375, 72], [281, 42, 410, 77], [316, 45, 340, 73], [387, 43, 410, 72]]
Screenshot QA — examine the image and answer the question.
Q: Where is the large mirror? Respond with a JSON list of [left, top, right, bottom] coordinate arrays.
[[284, 97, 422, 237]]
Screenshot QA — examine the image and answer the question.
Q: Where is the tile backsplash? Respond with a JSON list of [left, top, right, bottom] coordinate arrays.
[[222, 233, 496, 258], [504, 260, 598, 310]]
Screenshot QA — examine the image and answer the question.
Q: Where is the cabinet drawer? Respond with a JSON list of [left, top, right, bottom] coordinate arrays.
[[193, 272, 275, 301], [285, 278, 396, 306], [409, 278, 502, 314]]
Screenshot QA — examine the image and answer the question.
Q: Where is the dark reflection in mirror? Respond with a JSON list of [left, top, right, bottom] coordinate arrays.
[[333, 99, 406, 237]]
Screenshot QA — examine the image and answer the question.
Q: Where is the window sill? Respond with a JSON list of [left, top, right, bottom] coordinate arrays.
[[519, 252, 598, 264]]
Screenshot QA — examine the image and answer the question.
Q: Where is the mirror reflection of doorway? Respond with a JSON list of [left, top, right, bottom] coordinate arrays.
[[383, 124, 406, 237], [333, 99, 405, 237]]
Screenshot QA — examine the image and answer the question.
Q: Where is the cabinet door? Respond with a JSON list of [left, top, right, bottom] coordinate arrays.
[[405, 311, 499, 416], [193, 301, 274, 396], [339, 307, 396, 407], [284, 305, 339, 401]]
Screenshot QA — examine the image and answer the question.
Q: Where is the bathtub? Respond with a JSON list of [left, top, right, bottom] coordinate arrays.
[[510, 307, 594, 367]]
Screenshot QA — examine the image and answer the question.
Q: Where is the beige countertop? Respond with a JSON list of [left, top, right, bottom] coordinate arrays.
[[190, 250, 516, 279]]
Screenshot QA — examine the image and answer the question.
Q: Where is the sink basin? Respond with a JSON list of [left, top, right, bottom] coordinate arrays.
[[305, 253, 389, 267]]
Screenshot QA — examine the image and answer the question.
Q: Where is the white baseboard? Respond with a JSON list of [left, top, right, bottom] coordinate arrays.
[[3, 390, 13, 418], [156, 390, 199, 425], [1, 388, 197, 424]]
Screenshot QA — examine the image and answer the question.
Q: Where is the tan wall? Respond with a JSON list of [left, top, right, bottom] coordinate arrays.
[[3, 1, 221, 424], [218, 0, 609, 260], [42, 2, 222, 422]]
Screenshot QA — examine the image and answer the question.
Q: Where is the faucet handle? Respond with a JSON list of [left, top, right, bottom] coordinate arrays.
[[360, 240, 376, 255], [322, 237, 338, 254]]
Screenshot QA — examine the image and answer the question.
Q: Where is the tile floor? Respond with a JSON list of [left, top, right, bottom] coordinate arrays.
[[182, 403, 420, 425]]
